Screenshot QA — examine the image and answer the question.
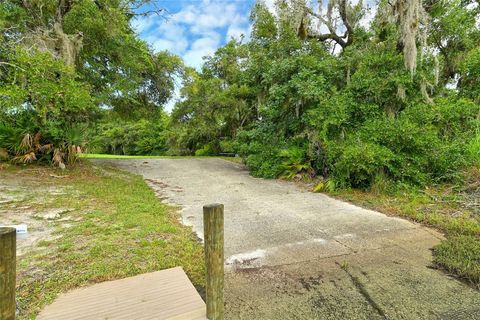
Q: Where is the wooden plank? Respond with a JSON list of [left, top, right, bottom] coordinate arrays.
[[0, 227, 16, 320], [37, 267, 206, 320], [203, 204, 224, 320]]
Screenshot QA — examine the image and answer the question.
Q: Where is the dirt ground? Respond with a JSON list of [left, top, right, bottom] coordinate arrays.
[[0, 168, 81, 256], [98, 158, 480, 320]]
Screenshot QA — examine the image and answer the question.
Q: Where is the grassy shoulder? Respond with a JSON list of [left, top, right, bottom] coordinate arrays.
[[326, 168, 480, 288], [2, 162, 204, 319], [80, 153, 178, 159], [81, 153, 243, 164], [81, 153, 238, 160]]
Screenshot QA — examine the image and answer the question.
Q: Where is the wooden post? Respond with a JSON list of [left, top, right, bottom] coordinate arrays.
[[203, 204, 224, 320], [0, 227, 16, 320]]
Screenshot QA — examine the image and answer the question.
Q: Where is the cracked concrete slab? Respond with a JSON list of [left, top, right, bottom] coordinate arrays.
[[97, 158, 480, 319]]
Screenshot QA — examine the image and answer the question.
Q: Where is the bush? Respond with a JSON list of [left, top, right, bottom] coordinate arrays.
[[194, 142, 217, 156], [0, 122, 86, 166], [468, 134, 480, 164], [234, 129, 284, 178], [92, 116, 168, 156], [0, 48, 94, 166], [279, 146, 314, 180], [219, 139, 235, 153], [329, 140, 396, 188]]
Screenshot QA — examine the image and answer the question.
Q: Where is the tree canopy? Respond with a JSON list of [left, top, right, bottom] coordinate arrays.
[[1, 0, 479, 188], [0, 0, 181, 165]]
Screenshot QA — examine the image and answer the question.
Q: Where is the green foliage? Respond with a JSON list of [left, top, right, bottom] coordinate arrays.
[[330, 141, 396, 188], [0, 1, 181, 165], [0, 45, 91, 165], [279, 147, 313, 180], [461, 47, 480, 102], [195, 142, 218, 156], [92, 114, 169, 156], [167, 0, 480, 191], [468, 134, 480, 165], [313, 179, 337, 193]]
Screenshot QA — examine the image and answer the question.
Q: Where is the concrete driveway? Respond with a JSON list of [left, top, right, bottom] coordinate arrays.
[[96, 158, 480, 319]]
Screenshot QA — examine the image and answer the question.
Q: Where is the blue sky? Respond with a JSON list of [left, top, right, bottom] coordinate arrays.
[[132, 0, 258, 70]]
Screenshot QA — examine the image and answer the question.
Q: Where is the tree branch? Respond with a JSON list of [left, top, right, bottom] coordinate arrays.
[[338, 0, 353, 46], [305, 0, 354, 49]]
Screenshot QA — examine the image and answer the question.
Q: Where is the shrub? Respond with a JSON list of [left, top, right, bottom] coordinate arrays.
[[468, 134, 480, 165], [0, 48, 94, 167], [194, 142, 217, 156], [313, 179, 336, 192], [234, 129, 284, 178], [92, 117, 168, 156], [279, 146, 314, 180], [329, 140, 396, 188], [219, 139, 235, 154], [0, 122, 85, 166]]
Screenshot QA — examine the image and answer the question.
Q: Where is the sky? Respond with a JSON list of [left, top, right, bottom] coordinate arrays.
[[132, 0, 261, 111], [132, 0, 257, 70]]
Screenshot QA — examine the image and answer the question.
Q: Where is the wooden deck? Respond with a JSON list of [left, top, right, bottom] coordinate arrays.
[[37, 267, 206, 320]]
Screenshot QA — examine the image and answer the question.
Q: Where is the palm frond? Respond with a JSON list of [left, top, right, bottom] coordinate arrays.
[[13, 152, 37, 163], [52, 148, 65, 167], [19, 133, 33, 151]]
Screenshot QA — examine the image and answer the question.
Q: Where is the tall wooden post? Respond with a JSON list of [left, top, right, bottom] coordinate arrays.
[[203, 204, 224, 320], [0, 227, 16, 320]]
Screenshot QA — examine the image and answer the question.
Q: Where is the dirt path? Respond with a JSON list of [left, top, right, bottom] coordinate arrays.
[[98, 158, 480, 319]]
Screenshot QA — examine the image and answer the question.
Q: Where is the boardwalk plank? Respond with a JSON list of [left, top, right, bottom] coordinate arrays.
[[37, 267, 206, 320]]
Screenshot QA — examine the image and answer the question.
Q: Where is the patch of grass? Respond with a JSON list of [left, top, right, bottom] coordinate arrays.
[[329, 168, 480, 287], [433, 235, 480, 289], [81, 153, 244, 165], [81, 153, 229, 159], [12, 163, 204, 319], [219, 156, 243, 164], [331, 187, 480, 236], [80, 153, 173, 159]]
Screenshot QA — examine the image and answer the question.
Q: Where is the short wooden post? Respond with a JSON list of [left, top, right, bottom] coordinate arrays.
[[203, 203, 224, 320], [0, 227, 16, 320]]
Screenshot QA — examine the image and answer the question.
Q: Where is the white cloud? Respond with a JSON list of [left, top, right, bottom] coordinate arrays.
[[131, 0, 253, 110], [132, 0, 251, 70], [183, 36, 220, 70], [261, 0, 276, 13], [226, 25, 248, 41], [131, 15, 156, 34]]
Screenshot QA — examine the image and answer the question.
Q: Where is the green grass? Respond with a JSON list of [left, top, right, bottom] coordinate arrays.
[[433, 235, 480, 288], [80, 153, 181, 159], [329, 168, 480, 288], [81, 153, 235, 159], [80, 153, 243, 164], [10, 163, 204, 319]]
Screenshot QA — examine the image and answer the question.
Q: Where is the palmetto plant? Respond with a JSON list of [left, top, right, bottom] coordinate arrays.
[[0, 123, 85, 167], [62, 126, 85, 165], [14, 132, 52, 163], [279, 146, 314, 180], [0, 124, 52, 164]]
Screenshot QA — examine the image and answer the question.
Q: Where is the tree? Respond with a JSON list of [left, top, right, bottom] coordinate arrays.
[[0, 0, 178, 165]]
